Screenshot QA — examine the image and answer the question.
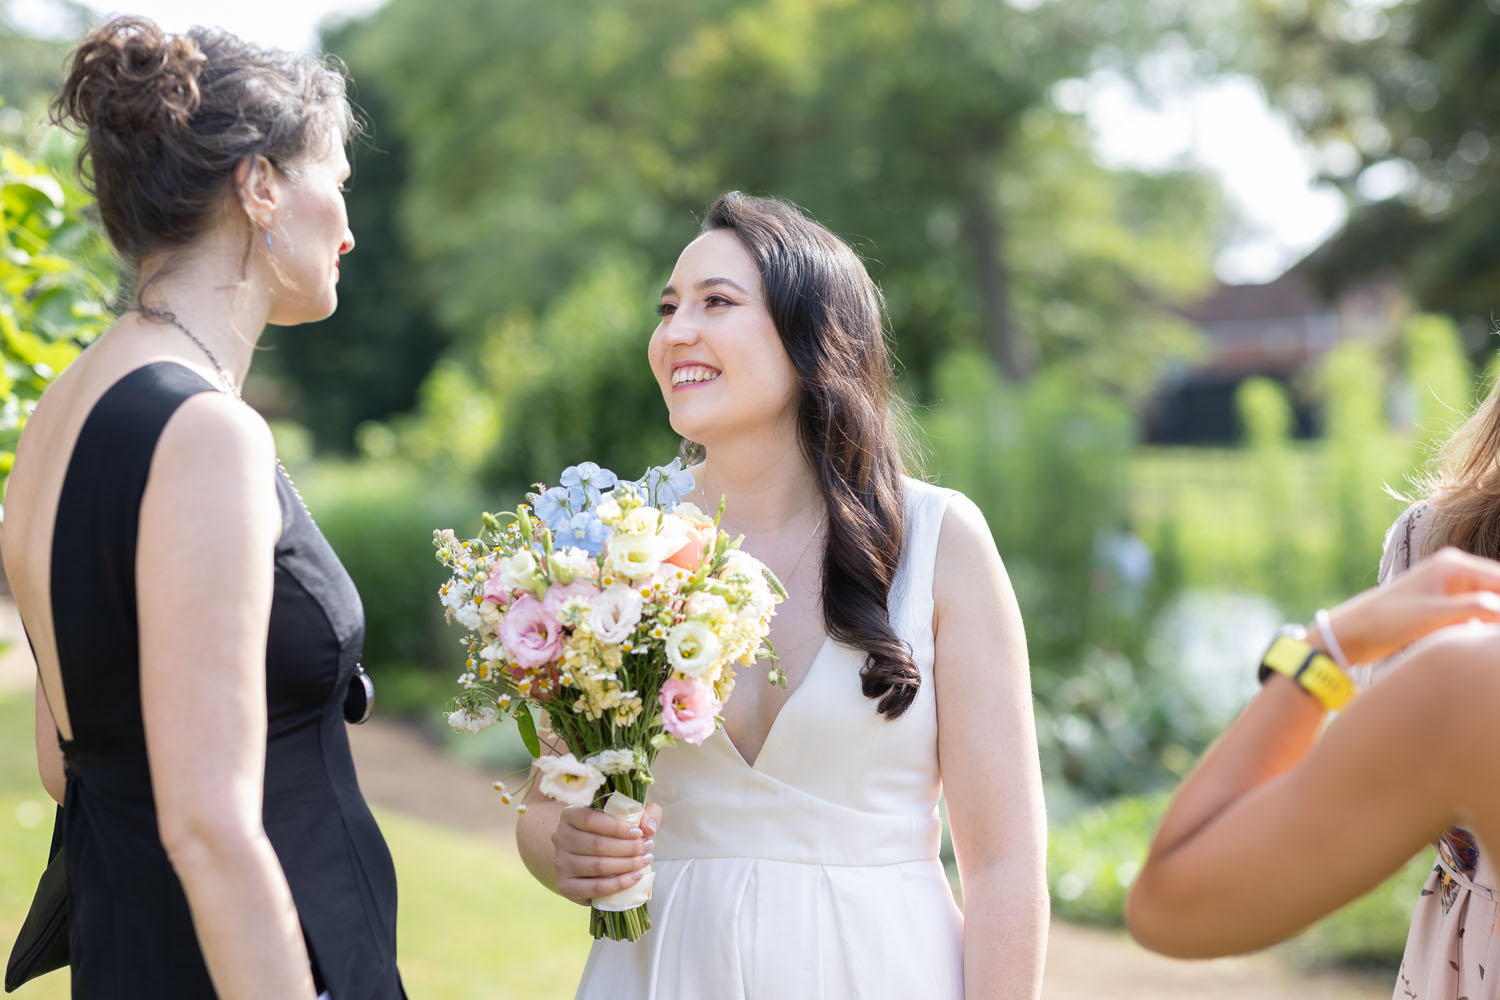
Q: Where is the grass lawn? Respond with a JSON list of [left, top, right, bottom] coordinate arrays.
[[0, 694, 589, 999]]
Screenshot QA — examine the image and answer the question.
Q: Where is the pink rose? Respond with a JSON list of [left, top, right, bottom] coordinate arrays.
[[482, 564, 514, 606], [659, 677, 720, 746], [665, 522, 714, 573], [499, 594, 563, 669], [542, 579, 600, 616]]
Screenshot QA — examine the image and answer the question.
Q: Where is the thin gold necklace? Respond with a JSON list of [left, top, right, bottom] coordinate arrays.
[[137, 306, 316, 521], [694, 478, 824, 585]]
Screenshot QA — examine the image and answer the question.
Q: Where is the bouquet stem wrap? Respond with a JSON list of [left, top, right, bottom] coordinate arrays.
[[589, 787, 653, 941]]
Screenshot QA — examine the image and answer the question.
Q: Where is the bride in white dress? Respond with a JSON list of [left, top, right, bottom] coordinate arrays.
[[515, 191, 1048, 999]]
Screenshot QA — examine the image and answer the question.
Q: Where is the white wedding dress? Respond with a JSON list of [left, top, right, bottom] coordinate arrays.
[[575, 478, 965, 999]]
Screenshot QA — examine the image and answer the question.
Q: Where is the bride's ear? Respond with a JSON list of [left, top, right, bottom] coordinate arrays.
[[234, 154, 281, 231]]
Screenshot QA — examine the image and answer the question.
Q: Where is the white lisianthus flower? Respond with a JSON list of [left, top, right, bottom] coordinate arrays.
[[617, 506, 661, 537], [590, 584, 645, 644], [496, 549, 543, 594], [447, 705, 499, 734], [666, 619, 722, 677], [584, 749, 637, 775], [533, 754, 607, 807], [594, 496, 624, 526], [606, 530, 669, 581], [477, 600, 503, 632], [672, 501, 706, 519]]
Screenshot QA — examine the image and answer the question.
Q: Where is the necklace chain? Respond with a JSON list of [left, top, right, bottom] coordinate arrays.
[[137, 307, 315, 522], [782, 512, 825, 587], [691, 479, 824, 587]]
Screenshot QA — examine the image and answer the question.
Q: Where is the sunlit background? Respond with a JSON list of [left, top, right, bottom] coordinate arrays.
[[3, 0, 1492, 996]]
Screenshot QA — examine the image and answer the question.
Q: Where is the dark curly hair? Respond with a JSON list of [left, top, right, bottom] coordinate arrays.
[[51, 15, 357, 265], [701, 191, 918, 719]]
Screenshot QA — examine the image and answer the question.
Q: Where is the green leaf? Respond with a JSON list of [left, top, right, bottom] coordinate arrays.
[[515, 704, 542, 758]]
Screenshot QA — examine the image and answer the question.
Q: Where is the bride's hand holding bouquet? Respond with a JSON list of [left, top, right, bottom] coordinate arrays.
[[434, 460, 785, 941]]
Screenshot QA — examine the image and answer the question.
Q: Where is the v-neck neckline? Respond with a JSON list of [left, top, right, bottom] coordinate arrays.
[[722, 632, 835, 770]]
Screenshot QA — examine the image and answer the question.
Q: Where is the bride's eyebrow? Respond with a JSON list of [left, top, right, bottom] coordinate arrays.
[[659, 277, 752, 297], [696, 278, 750, 294]]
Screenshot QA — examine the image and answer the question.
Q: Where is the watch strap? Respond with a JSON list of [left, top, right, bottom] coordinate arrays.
[[1259, 634, 1355, 711]]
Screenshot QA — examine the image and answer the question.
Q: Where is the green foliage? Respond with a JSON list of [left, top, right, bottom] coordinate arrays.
[[301, 0, 1227, 461], [925, 351, 1217, 798], [1321, 342, 1403, 594], [259, 23, 453, 453], [1238, 376, 1318, 610], [1402, 312, 1473, 478], [1048, 792, 1167, 926], [0, 1, 89, 113], [0, 121, 115, 495], [383, 255, 680, 490], [1249, 0, 1500, 331], [925, 351, 1138, 667]]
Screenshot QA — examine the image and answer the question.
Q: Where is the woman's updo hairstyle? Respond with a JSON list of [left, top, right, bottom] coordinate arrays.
[[701, 192, 920, 719], [52, 15, 357, 263]]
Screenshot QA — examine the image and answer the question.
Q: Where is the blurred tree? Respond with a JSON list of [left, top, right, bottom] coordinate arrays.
[[0, 0, 87, 112], [1247, 0, 1500, 329], [317, 0, 1231, 469], [259, 19, 452, 448]]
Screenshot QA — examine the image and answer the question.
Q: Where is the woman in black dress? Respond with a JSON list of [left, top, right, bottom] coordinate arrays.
[[1, 16, 404, 998]]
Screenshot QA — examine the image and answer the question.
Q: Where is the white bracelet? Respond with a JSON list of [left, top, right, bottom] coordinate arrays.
[[1314, 608, 1353, 672]]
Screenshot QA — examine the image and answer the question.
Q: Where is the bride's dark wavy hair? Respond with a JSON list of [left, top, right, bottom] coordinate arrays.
[[700, 191, 918, 719]]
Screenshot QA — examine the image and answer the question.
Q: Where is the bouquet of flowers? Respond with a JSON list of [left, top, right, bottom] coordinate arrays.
[[433, 459, 786, 941]]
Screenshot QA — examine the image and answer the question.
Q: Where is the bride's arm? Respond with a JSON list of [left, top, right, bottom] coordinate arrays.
[[933, 495, 1047, 1000]]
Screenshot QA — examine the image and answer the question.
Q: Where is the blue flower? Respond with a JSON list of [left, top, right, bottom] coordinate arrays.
[[532, 487, 575, 532], [560, 462, 619, 506], [559, 511, 611, 556], [638, 458, 697, 509]]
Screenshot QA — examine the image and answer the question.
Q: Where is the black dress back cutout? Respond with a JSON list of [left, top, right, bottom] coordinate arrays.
[[47, 362, 404, 998]]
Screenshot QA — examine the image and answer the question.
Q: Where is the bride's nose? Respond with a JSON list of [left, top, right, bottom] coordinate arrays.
[[660, 313, 700, 346]]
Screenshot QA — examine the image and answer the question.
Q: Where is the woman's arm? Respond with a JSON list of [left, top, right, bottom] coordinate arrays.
[[1128, 547, 1500, 958], [35, 678, 65, 806], [933, 495, 1048, 1000], [135, 392, 315, 1000]]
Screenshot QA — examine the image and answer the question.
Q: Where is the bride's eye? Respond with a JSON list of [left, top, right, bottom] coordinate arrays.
[[655, 302, 677, 316], [704, 294, 732, 308]]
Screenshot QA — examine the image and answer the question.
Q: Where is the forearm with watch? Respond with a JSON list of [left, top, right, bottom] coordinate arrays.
[[1135, 611, 1354, 886], [1258, 611, 1357, 712]]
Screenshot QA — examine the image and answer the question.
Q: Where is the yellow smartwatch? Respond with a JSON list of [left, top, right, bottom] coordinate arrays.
[[1258, 629, 1356, 711]]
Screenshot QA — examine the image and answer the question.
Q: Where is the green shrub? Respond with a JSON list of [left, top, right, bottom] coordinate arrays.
[[1402, 313, 1473, 479], [1321, 342, 1407, 595], [0, 121, 116, 497], [1048, 791, 1168, 925]]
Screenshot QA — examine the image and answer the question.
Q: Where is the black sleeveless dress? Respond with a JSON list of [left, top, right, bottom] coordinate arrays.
[[45, 362, 405, 998]]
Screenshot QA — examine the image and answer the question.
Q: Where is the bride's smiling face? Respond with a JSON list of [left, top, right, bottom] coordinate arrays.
[[649, 229, 800, 446]]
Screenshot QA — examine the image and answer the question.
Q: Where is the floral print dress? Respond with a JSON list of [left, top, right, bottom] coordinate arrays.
[[1377, 504, 1499, 999]]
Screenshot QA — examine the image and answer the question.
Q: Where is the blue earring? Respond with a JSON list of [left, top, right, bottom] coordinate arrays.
[[265, 230, 273, 253]]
